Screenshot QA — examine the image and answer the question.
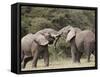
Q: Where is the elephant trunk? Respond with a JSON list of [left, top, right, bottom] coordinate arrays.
[[53, 33, 62, 49], [53, 37, 59, 49]]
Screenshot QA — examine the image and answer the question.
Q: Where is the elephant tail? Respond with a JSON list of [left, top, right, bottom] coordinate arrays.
[[21, 50, 24, 62], [92, 41, 95, 55]]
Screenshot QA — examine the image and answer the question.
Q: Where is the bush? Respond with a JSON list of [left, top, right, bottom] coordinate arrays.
[[29, 17, 54, 33], [49, 37, 71, 60]]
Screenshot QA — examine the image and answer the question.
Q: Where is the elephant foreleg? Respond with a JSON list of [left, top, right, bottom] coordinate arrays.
[[76, 52, 82, 63], [71, 39, 81, 63], [71, 44, 77, 63], [32, 50, 39, 68], [43, 50, 49, 67]]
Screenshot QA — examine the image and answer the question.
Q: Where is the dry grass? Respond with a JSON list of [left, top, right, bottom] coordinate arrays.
[[22, 55, 95, 71]]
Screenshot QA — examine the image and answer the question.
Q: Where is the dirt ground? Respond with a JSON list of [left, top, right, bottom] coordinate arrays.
[[22, 55, 95, 71]]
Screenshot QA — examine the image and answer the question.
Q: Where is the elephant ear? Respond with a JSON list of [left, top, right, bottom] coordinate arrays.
[[66, 28, 76, 42], [34, 33, 49, 46]]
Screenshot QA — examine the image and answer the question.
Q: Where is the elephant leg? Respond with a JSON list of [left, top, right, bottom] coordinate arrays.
[[85, 48, 91, 62], [76, 52, 82, 63], [71, 44, 78, 63], [79, 52, 83, 60], [43, 50, 49, 67], [91, 43, 95, 56], [71, 45, 81, 63], [92, 50, 95, 56], [70, 38, 81, 63], [22, 56, 28, 69], [21, 58, 25, 68], [84, 45, 91, 62], [71, 50, 76, 62], [32, 50, 39, 68], [22, 56, 33, 69], [87, 51, 91, 62]]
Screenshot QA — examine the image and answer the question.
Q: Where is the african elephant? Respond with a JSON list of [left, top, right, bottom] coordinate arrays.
[[58, 25, 95, 63], [21, 28, 61, 68]]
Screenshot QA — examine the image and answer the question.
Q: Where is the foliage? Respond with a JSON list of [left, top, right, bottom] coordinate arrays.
[[30, 17, 54, 33]]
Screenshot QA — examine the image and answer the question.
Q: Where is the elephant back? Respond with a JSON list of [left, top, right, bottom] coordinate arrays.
[[74, 27, 82, 34], [75, 30, 95, 50], [37, 28, 58, 36], [82, 30, 95, 42], [21, 33, 35, 52]]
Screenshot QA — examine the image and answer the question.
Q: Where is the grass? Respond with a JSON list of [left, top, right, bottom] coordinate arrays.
[[22, 55, 95, 71]]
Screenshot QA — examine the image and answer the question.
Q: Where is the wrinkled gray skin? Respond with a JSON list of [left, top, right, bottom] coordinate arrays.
[[58, 25, 95, 63], [21, 28, 61, 68]]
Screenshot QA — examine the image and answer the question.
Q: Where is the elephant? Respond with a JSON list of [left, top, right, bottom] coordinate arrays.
[[57, 25, 95, 63], [21, 28, 61, 68]]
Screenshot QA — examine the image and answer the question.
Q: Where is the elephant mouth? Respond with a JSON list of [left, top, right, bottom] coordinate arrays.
[[48, 37, 55, 44], [49, 41, 54, 44]]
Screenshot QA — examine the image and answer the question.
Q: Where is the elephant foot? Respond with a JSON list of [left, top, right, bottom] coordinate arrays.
[[73, 61, 80, 63], [32, 66, 37, 68], [32, 64, 37, 68], [72, 60, 80, 63], [44, 64, 49, 67], [87, 59, 91, 62], [22, 65, 25, 69], [44, 61, 49, 67], [73, 60, 76, 63], [87, 56, 91, 62], [76, 61, 80, 63], [21, 61, 26, 69]]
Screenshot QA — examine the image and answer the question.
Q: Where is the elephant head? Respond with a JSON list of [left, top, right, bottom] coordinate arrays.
[[58, 25, 81, 43], [35, 28, 62, 48], [66, 27, 81, 43], [33, 28, 62, 47], [34, 32, 53, 46]]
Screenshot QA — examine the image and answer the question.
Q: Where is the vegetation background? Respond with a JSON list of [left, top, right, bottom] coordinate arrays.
[[21, 6, 95, 60]]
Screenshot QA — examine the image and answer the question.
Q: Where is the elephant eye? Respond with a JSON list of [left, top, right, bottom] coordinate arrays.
[[67, 30, 70, 33], [68, 30, 70, 32]]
